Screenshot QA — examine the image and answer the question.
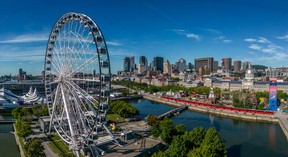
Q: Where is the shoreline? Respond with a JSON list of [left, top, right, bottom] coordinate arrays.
[[142, 94, 288, 140]]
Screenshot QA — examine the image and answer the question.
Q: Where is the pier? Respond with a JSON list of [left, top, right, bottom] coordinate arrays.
[[158, 105, 188, 119]]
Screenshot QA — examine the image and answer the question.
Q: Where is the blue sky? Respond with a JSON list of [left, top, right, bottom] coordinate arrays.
[[1, 0, 288, 75]]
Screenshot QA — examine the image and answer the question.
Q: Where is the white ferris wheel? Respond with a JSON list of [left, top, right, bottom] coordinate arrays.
[[44, 12, 118, 156]]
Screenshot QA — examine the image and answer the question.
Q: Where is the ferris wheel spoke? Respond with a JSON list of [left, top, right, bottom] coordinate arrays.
[[67, 54, 98, 77], [69, 78, 100, 82], [64, 80, 99, 112], [64, 81, 91, 132], [60, 83, 77, 141]]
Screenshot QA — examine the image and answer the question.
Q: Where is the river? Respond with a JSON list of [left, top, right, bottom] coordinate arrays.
[[130, 99, 288, 157], [0, 114, 20, 157]]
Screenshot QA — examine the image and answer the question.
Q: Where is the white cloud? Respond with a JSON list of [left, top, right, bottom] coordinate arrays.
[[0, 46, 45, 62], [169, 29, 201, 41], [244, 37, 271, 43], [249, 44, 262, 50], [277, 34, 288, 41], [244, 38, 257, 42], [245, 36, 288, 63], [223, 40, 232, 43], [213, 36, 232, 43], [0, 33, 48, 44], [106, 41, 122, 46], [186, 33, 200, 40], [257, 37, 271, 43]]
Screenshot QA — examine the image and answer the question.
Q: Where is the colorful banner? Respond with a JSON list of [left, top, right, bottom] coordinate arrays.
[[268, 78, 277, 111]]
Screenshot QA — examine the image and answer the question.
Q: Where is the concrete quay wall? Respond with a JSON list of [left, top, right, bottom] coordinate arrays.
[[143, 95, 288, 140]]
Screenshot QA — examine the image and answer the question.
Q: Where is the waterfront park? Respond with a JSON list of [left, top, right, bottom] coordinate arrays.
[[2, 12, 288, 157]]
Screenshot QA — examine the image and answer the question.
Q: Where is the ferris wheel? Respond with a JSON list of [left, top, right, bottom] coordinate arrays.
[[44, 12, 117, 156]]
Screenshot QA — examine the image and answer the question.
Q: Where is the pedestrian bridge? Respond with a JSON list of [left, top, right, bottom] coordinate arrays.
[[158, 105, 188, 119]]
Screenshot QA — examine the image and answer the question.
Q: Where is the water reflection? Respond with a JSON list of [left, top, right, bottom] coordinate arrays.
[[130, 99, 288, 157]]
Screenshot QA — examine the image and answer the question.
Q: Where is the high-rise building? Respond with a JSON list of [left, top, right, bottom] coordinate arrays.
[[199, 65, 210, 77], [18, 68, 26, 82], [123, 57, 130, 72], [222, 58, 232, 72], [153, 57, 164, 73], [213, 61, 218, 72], [138, 63, 146, 74], [242, 61, 251, 71], [130, 56, 135, 72], [234, 60, 241, 72], [194, 57, 214, 73], [139, 56, 148, 66], [177, 58, 186, 72], [163, 60, 172, 75], [187, 62, 193, 70], [139, 56, 148, 73]]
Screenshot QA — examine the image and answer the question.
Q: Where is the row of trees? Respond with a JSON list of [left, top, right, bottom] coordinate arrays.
[[147, 115, 226, 157], [12, 105, 47, 157], [109, 100, 139, 118], [12, 105, 49, 120]]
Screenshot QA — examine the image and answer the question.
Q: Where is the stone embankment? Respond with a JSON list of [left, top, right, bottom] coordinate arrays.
[[143, 94, 288, 140]]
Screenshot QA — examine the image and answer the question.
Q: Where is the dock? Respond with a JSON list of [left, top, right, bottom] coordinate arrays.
[[0, 120, 15, 124]]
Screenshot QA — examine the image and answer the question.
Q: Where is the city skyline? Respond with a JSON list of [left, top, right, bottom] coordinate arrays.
[[2, 0, 288, 75]]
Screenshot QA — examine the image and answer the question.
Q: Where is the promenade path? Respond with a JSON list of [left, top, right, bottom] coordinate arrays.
[[275, 110, 288, 139]]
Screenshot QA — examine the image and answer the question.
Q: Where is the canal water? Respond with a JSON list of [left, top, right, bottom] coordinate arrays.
[[0, 114, 20, 157], [130, 99, 288, 157]]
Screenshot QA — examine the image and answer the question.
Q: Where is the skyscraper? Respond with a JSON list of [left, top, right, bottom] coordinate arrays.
[[234, 60, 241, 72], [187, 62, 193, 70], [139, 56, 148, 73], [222, 58, 232, 72], [130, 56, 135, 72], [123, 57, 130, 72], [177, 58, 186, 72], [194, 57, 214, 73], [213, 61, 218, 72], [163, 60, 172, 75], [153, 57, 164, 73], [139, 56, 148, 66]]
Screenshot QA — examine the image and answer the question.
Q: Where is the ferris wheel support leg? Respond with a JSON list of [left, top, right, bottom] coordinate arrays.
[[60, 84, 77, 147], [103, 125, 122, 147], [49, 84, 60, 133]]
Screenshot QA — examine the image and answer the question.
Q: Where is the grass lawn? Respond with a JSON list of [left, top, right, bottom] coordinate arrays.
[[48, 134, 74, 157], [106, 114, 125, 123]]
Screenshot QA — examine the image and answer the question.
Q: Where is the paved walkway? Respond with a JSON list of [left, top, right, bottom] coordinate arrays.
[[275, 110, 288, 138], [43, 141, 58, 157]]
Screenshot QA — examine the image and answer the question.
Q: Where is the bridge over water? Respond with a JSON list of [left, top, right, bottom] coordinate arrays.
[[158, 105, 188, 119]]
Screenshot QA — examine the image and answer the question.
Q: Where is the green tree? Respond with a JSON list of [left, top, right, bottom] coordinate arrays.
[[167, 135, 187, 157], [146, 115, 159, 126], [152, 151, 168, 157], [151, 125, 161, 138], [24, 139, 45, 157], [183, 127, 206, 149], [21, 107, 31, 116], [109, 101, 139, 118], [12, 107, 22, 120], [41, 105, 49, 116], [15, 120, 32, 138], [187, 148, 202, 157], [160, 118, 175, 144], [175, 124, 186, 135], [198, 128, 226, 157], [32, 105, 41, 117]]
